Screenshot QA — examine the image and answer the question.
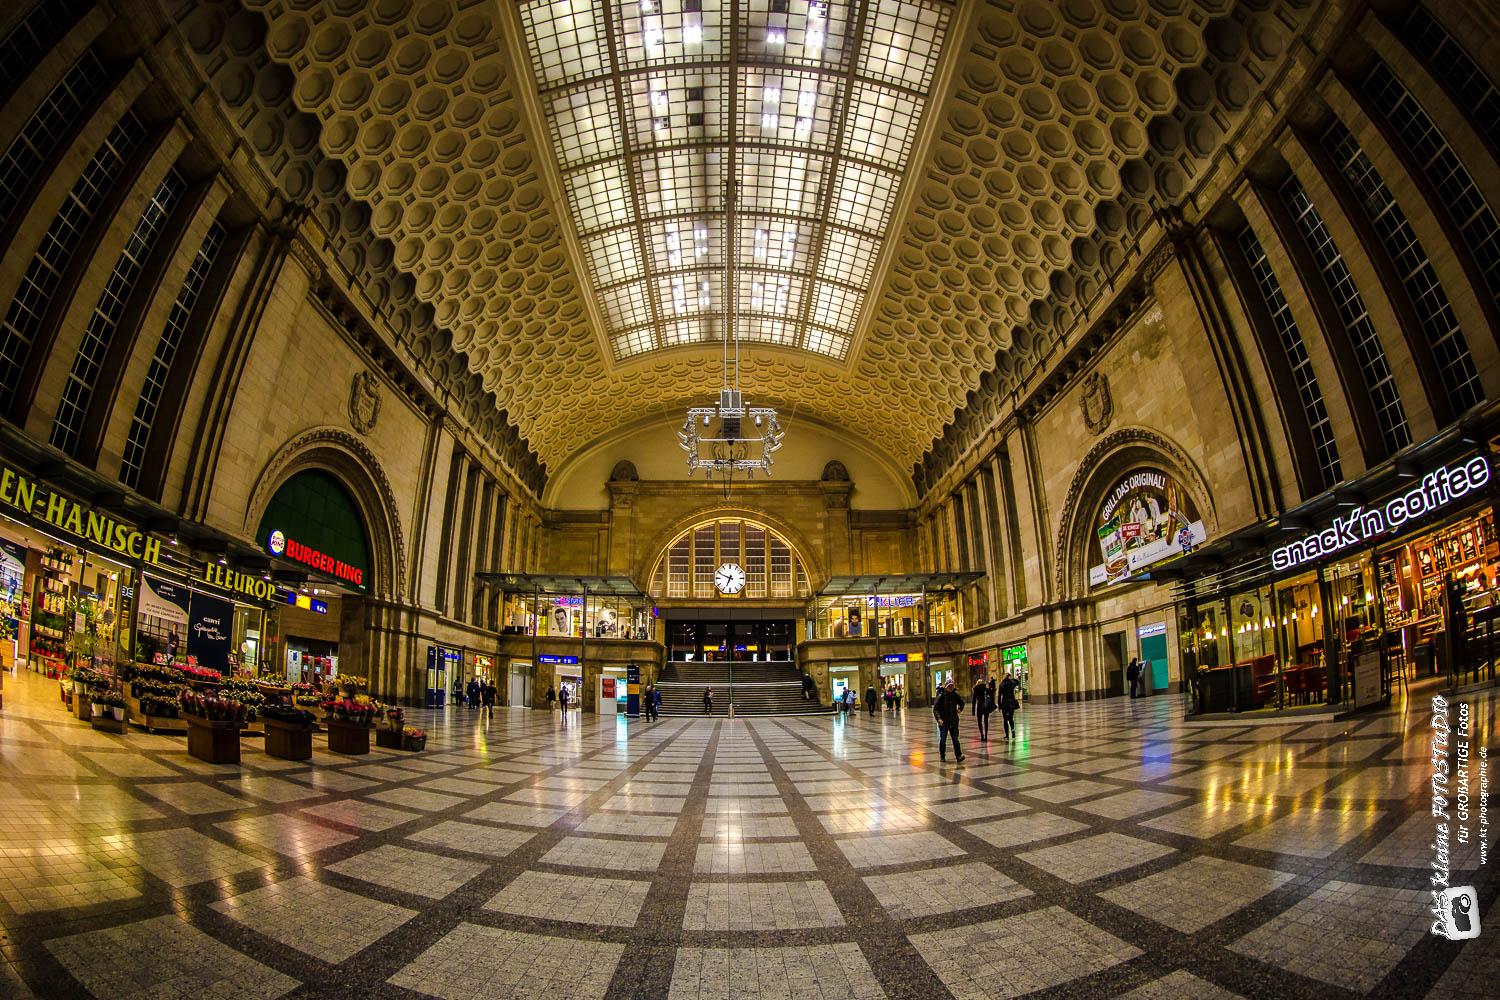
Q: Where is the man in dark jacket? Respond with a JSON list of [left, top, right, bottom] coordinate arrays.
[[934, 677, 965, 762], [480, 680, 495, 722], [865, 683, 878, 718]]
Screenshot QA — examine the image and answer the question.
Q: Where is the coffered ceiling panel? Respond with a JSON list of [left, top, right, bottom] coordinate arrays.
[[223, 0, 1320, 474]]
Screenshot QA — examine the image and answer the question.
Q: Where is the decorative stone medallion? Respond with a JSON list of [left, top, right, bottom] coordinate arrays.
[[1080, 372, 1113, 436], [350, 371, 381, 435]]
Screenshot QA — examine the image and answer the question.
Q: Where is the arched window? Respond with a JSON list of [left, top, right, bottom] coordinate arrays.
[[649, 518, 811, 599]]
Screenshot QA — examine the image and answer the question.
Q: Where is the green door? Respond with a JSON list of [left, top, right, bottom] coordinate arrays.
[[1141, 634, 1168, 694]]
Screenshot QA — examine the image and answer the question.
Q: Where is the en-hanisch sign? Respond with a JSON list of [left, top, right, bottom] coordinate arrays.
[[267, 528, 364, 587], [881, 653, 908, 664], [1272, 458, 1491, 571], [0, 464, 162, 565], [538, 654, 580, 665]]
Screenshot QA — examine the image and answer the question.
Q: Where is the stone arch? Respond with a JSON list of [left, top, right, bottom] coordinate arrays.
[[243, 427, 407, 602], [634, 504, 828, 594], [1052, 427, 1217, 600]]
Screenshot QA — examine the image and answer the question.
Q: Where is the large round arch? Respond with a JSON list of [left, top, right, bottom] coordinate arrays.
[[242, 428, 406, 602], [1053, 427, 1217, 600], [641, 509, 821, 601]]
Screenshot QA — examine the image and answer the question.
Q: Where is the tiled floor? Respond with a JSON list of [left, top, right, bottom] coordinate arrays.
[[0, 667, 1495, 998]]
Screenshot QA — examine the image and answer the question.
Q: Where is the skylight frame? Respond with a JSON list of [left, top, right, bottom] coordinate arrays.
[[519, 0, 952, 362]]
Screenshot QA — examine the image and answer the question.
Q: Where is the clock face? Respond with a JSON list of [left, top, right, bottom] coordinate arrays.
[[714, 563, 746, 595]]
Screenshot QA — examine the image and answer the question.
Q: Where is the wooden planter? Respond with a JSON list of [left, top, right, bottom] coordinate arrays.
[[140, 714, 187, 734], [263, 718, 314, 761], [326, 719, 371, 755], [91, 713, 127, 734], [183, 713, 241, 764], [374, 727, 403, 750]]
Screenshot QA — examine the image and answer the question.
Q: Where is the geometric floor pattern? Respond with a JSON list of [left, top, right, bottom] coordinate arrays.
[[0, 668, 1495, 999]]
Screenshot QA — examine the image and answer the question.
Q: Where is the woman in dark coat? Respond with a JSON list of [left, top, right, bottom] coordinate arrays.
[[998, 671, 1021, 740]]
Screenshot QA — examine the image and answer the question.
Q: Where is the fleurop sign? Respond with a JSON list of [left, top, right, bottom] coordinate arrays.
[[267, 528, 364, 587], [0, 464, 162, 565], [1272, 457, 1491, 571]]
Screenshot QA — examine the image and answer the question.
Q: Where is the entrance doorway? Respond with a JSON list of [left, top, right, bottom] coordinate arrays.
[[1140, 629, 1168, 695], [509, 661, 531, 707], [1103, 631, 1127, 695], [931, 662, 953, 696], [558, 674, 582, 709]]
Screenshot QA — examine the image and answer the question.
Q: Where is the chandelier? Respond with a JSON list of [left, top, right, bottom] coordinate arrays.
[[678, 181, 785, 484]]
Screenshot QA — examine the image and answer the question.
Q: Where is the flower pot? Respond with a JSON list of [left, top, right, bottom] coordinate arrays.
[[111, 706, 124, 721], [402, 735, 426, 752], [90, 702, 104, 717]]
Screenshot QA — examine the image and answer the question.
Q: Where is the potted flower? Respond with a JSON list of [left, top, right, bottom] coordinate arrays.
[[178, 691, 245, 764], [103, 691, 127, 722], [401, 726, 426, 752]]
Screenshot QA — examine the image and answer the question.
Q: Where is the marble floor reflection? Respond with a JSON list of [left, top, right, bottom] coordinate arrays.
[[0, 669, 1495, 999]]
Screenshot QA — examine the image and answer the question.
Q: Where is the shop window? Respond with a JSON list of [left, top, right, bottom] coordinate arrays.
[[1324, 119, 1483, 411], [1280, 176, 1410, 454], [0, 112, 145, 399], [53, 171, 185, 455]]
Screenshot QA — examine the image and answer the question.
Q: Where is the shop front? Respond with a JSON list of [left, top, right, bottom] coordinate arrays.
[[1000, 642, 1029, 698], [255, 470, 373, 691], [480, 573, 662, 712], [0, 461, 167, 680], [1175, 426, 1498, 718]]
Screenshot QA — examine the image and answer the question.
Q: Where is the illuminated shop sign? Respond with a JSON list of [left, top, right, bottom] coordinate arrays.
[[538, 654, 580, 665], [864, 594, 918, 608], [286, 592, 329, 614], [201, 563, 283, 603], [1137, 622, 1167, 638], [267, 528, 364, 587], [1271, 458, 1491, 571], [0, 464, 162, 565]]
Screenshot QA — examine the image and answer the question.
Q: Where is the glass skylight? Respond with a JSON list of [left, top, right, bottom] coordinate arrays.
[[518, 0, 951, 360]]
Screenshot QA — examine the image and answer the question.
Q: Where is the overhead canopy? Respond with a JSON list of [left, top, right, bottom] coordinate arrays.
[[816, 572, 985, 596], [476, 572, 649, 600]]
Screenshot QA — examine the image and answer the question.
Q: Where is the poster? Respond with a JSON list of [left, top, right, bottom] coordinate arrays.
[[549, 605, 572, 636], [138, 576, 189, 624], [1089, 468, 1206, 586], [186, 592, 233, 670], [1353, 650, 1381, 708]]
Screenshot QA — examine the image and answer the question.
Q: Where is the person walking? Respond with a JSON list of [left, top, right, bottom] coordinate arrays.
[[703, 687, 713, 715], [934, 677, 965, 763], [466, 677, 479, 709], [480, 680, 495, 722], [893, 686, 902, 712], [653, 684, 662, 720], [998, 670, 1020, 739], [865, 683, 878, 718], [545, 686, 556, 710], [641, 683, 652, 720], [972, 678, 989, 740], [1126, 657, 1141, 699]]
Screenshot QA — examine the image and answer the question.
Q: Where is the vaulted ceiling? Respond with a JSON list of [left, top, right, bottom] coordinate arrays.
[[176, 0, 1324, 475]]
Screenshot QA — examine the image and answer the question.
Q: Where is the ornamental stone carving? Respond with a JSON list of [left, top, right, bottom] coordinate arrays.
[[1079, 372, 1113, 435], [349, 371, 381, 435]]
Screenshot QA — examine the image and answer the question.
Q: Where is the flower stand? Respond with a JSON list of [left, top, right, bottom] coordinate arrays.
[[326, 718, 371, 755], [263, 717, 314, 761], [91, 710, 127, 734], [183, 713, 241, 764], [375, 726, 403, 750]]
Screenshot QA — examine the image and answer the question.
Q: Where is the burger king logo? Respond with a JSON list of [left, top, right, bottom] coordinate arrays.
[[268, 530, 285, 556]]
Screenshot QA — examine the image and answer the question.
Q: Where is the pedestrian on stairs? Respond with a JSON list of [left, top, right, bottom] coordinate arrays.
[[703, 687, 713, 715]]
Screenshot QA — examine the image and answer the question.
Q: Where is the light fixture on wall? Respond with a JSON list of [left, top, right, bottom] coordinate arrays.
[[678, 179, 785, 495]]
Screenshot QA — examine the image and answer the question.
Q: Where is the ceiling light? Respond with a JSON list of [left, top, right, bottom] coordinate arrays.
[[650, 90, 668, 112], [217, 554, 227, 565], [644, 25, 663, 51], [767, 27, 785, 44], [761, 112, 778, 129], [806, 27, 824, 50], [795, 117, 811, 137], [684, 17, 702, 45]]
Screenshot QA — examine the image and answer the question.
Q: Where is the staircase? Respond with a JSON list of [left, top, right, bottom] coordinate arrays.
[[656, 661, 828, 717]]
